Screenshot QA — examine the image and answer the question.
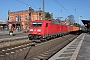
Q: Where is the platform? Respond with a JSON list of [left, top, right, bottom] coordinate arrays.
[[0, 31, 28, 42], [49, 33, 90, 60]]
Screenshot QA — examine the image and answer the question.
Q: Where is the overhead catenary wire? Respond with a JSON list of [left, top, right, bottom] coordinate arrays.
[[67, 0, 79, 16], [55, 0, 71, 14], [39, 0, 64, 18], [39, 0, 63, 12], [15, 0, 29, 6], [15, 0, 73, 19], [15, 0, 66, 14], [15, 0, 38, 9], [15, 0, 60, 13], [67, 0, 75, 10]]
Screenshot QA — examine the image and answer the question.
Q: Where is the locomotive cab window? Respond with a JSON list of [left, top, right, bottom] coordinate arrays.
[[32, 22, 42, 26], [46, 23, 48, 27]]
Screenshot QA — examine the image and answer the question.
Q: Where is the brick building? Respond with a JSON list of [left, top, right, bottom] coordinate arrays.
[[7, 8, 46, 31], [60, 20, 69, 25]]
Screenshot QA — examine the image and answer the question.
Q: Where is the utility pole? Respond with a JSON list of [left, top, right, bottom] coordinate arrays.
[[42, 0, 44, 12], [42, 0, 45, 19]]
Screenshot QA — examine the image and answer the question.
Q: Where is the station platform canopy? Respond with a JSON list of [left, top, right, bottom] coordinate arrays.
[[82, 20, 90, 29]]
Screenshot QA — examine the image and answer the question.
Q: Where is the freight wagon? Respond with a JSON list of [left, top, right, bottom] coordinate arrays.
[[67, 25, 79, 32]]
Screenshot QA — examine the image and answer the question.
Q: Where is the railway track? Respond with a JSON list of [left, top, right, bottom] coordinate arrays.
[[0, 34, 79, 60]]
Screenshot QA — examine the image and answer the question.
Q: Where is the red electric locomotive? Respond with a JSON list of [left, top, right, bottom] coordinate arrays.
[[28, 20, 67, 42]]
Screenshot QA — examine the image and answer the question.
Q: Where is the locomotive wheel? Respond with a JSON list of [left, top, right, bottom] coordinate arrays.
[[28, 38, 32, 40], [46, 37, 51, 40], [40, 38, 46, 42]]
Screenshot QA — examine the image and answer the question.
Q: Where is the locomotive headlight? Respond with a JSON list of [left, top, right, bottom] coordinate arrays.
[[37, 29, 41, 32], [30, 29, 33, 31]]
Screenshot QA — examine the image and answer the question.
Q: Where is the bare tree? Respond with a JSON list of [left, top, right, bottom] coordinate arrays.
[[67, 15, 75, 25]]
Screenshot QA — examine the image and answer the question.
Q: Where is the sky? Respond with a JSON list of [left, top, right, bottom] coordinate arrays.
[[0, 0, 90, 25]]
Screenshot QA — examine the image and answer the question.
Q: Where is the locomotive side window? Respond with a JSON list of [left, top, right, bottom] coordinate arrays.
[[32, 22, 42, 26], [46, 23, 48, 27]]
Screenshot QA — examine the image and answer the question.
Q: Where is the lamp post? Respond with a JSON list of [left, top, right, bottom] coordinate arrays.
[[28, 6, 31, 20], [79, 16, 82, 25]]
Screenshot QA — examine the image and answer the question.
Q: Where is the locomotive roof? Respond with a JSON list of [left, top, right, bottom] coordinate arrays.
[[49, 20, 61, 24], [33, 20, 49, 22], [33, 20, 66, 25]]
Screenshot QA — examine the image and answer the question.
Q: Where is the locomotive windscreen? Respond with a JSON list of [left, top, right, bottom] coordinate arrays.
[[32, 22, 42, 26]]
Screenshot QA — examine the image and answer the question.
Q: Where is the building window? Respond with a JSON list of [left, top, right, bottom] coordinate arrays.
[[39, 13, 41, 16], [24, 16, 27, 21], [28, 12, 31, 20], [16, 16, 21, 22], [11, 17, 14, 21]]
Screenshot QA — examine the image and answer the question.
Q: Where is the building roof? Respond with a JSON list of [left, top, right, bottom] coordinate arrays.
[[82, 20, 90, 29], [82, 20, 90, 25], [9, 10, 43, 13]]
